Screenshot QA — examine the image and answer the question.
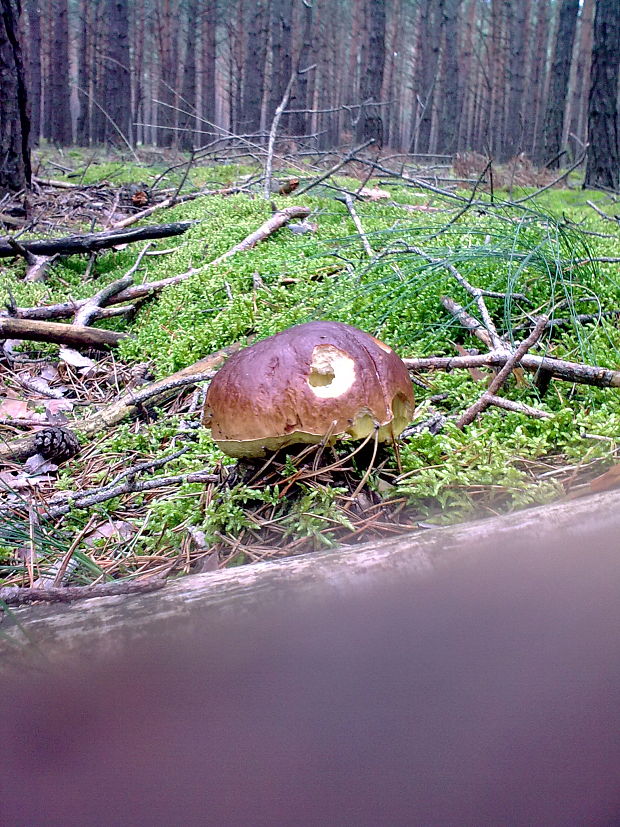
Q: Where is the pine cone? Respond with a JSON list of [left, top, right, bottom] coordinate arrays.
[[34, 427, 80, 463]]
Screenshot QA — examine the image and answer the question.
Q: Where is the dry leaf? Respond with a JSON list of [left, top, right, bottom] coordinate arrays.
[[24, 454, 59, 475], [59, 347, 96, 369], [0, 397, 43, 421]]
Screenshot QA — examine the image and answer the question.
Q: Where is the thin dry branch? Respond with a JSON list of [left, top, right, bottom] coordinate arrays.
[[409, 246, 504, 348], [342, 193, 373, 257], [0, 222, 192, 259], [0, 317, 127, 349], [456, 315, 549, 428], [0, 573, 168, 607], [441, 297, 620, 388], [295, 140, 375, 196], [11, 206, 310, 320]]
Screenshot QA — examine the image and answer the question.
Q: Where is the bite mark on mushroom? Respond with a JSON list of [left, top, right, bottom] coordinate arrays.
[[307, 344, 356, 399]]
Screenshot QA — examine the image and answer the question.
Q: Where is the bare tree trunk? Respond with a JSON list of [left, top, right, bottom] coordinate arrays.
[[568, 0, 595, 160], [356, 0, 386, 147], [584, 0, 620, 190], [436, 0, 461, 155], [289, 0, 313, 138], [503, 0, 529, 158], [104, 0, 131, 145], [75, 0, 91, 145], [24, 0, 41, 144], [267, 0, 293, 132], [48, 0, 71, 145], [0, 0, 31, 192], [179, 0, 197, 149], [200, 0, 217, 139], [155, 0, 178, 147], [540, 0, 579, 167]]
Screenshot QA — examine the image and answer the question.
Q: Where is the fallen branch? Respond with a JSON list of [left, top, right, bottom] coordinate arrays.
[[441, 297, 620, 388], [11, 206, 311, 320], [484, 395, 553, 419], [0, 573, 167, 607], [342, 193, 373, 257], [0, 317, 127, 349], [110, 185, 251, 230], [295, 140, 375, 196], [73, 274, 135, 327], [456, 316, 549, 428], [409, 246, 504, 349], [0, 221, 192, 259], [45, 469, 218, 519]]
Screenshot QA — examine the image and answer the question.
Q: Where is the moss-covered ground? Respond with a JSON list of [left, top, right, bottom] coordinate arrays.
[[2, 148, 620, 579]]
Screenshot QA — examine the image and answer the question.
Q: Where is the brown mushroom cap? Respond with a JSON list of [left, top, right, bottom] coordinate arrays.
[[203, 321, 414, 458]]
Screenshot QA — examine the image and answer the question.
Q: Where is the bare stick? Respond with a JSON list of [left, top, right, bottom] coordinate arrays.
[[441, 297, 620, 388], [0, 344, 237, 465], [264, 73, 297, 199], [409, 246, 504, 349], [342, 193, 373, 257], [0, 573, 168, 607], [485, 395, 553, 419], [511, 149, 588, 204], [456, 315, 549, 428], [44, 469, 219, 519], [586, 200, 620, 224], [12, 207, 309, 320], [0, 317, 126, 349], [0, 222, 192, 259], [73, 275, 135, 327], [295, 140, 375, 196]]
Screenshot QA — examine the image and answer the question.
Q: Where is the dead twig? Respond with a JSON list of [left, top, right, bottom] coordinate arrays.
[[341, 193, 373, 257], [0, 221, 192, 259], [0, 317, 127, 349], [456, 315, 549, 428], [441, 297, 620, 388], [0, 572, 168, 607]]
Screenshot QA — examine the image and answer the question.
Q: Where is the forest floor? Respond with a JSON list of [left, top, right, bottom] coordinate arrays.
[[1, 144, 619, 598]]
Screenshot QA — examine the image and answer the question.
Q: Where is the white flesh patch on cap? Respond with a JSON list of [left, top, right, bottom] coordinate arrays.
[[307, 345, 356, 399]]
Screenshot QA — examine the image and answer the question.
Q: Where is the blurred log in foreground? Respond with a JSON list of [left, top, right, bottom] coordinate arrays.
[[1, 491, 620, 824]]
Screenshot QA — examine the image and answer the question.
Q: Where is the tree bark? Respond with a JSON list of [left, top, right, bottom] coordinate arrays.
[[356, 0, 386, 147], [540, 0, 579, 167], [179, 0, 197, 149], [0, 0, 31, 192], [104, 0, 131, 145], [48, 0, 72, 144], [584, 0, 620, 191], [24, 0, 41, 144]]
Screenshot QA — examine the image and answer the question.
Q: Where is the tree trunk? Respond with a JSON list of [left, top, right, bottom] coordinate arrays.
[[155, 0, 178, 147], [289, 0, 313, 139], [584, 0, 620, 191], [0, 0, 31, 193], [503, 0, 529, 158], [436, 0, 461, 155], [568, 0, 595, 160], [356, 0, 385, 147], [24, 0, 41, 144], [48, 0, 72, 144], [267, 0, 293, 131], [75, 0, 91, 145], [540, 0, 579, 167], [200, 0, 217, 139], [104, 0, 131, 145], [179, 0, 197, 149]]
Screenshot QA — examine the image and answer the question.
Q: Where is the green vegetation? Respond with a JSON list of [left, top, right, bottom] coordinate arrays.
[[2, 155, 620, 579]]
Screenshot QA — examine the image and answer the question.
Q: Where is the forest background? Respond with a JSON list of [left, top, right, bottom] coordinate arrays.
[[15, 0, 617, 176]]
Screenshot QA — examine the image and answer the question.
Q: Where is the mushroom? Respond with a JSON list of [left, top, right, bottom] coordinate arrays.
[[203, 321, 414, 458]]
